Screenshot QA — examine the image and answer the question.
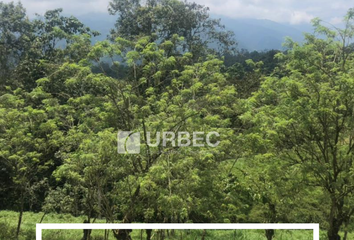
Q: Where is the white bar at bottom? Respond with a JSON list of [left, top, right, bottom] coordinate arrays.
[[36, 223, 320, 240]]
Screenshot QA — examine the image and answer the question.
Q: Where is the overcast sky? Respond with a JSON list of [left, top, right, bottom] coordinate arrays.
[[4, 0, 352, 25]]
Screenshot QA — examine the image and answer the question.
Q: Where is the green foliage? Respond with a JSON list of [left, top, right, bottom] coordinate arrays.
[[0, 210, 315, 240], [0, 3, 97, 91], [2, 2, 354, 240], [241, 9, 354, 239], [108, 0, 237, 60]]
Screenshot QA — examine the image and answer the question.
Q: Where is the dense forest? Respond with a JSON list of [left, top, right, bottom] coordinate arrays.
[[1, 1, 354, 240]]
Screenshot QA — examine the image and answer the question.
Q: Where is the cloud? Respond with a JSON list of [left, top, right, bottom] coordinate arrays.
[[1, 0, 350, 24], [290, 11, 314, 25], [5, 0, 110, 16], [192, 0, 349, 25], [330, 17, 343, 25]]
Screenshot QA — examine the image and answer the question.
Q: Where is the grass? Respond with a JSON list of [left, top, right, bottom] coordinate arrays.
[[0, 210, 327, 240]]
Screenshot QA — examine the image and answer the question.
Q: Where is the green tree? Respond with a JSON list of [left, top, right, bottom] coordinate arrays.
[[40, 35, 239, 240], [0, 89, 58, 238], [0, 3, 97, 92], [241, 9, 354, 240], [108, 0, 236, 60], [0, 2, 32, 88]]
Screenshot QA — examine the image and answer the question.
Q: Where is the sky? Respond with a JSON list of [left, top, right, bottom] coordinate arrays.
[[4, 0, 352, 25]]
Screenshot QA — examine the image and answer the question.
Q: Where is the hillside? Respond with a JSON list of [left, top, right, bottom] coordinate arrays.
[[76, 12, 312, 50]]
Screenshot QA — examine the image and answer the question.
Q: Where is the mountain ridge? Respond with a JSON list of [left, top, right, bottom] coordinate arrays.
[[76, 12, 312, 51]]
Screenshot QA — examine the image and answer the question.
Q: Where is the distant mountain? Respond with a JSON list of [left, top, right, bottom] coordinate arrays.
[[77, 12, 313, 51], [218, 17, 313, 51]]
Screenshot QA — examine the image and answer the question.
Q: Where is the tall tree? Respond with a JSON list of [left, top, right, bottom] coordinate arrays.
[[241, 9, 354, 240], [108, 0, 236, 60], [41, 34, 239, 239], [0, 3, 98, 92], [0, 2, 32, 88]]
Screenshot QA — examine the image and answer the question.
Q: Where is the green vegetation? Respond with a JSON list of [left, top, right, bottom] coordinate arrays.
[[0, 211, 315, 240], [1, 1, 354, 240]]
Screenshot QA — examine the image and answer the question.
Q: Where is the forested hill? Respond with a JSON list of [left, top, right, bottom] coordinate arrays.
[[76, 12, 311, 51]]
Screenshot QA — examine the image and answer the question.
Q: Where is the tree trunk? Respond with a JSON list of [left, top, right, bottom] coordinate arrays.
[[98, 187, 102, 219], [343, 230, 348, 240], [105, 229, 109, 240], [265, 229, 274, 240], [201, 229, 206, 240], [113, 229, 132, 240], [264, 202, 276, 240], [159, 229, 165, 240], [82, 229, 92, 240], [16, 194, 24, 240], [146, 229, 152, 240], [343, 219, 350, 240], [328, 219, 341, 240], [39, 212, 47, 223], [82, 220, 92, 240], [328, 198, 343, 240]]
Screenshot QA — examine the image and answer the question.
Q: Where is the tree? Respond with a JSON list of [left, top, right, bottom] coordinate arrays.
[[0, 3, 98, 92], [108, 0, 236, 60], [0, 1, 32, 88], [0, 4, 100, 237], [0, 89, 57, 238], [241, 9, 354, 240], [39, 34, 239, 239]]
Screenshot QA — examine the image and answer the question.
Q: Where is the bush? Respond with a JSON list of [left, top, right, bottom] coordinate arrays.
[[0, 222, 16, 240], [25, 228, 36, 240]]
